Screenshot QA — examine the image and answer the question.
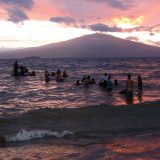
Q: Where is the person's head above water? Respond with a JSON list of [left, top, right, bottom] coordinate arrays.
[[127, 73, 131, 79]]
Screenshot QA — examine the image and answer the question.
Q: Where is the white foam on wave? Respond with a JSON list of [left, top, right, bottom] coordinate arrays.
[[5, 129, 74, 142]]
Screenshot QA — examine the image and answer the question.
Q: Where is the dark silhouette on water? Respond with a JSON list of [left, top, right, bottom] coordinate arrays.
[[62, 70, 68, 78], [106, 74, 113, 91], [12, 61, 33, 76], [124, 94, 134, 104], [44, 70, 50, 82], [137, 75, 143, 93], [75, 80, 82, 86], [90, 78, 96, 84], [13, 61, 19, 76], [0, 136, 6, 147], [114, 79, 118, 87], [99, 73, 108, 87], [125, 74, 134, 95], [56, 69, 63, 82], [19, 65, 28, 76]]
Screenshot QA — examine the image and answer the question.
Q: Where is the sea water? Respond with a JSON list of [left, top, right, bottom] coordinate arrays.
[[0, 57, 159, 117], [0, 57, 160, 159]]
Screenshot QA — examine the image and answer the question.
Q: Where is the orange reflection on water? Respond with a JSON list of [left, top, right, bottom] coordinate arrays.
[[105, 135, 160, 159]]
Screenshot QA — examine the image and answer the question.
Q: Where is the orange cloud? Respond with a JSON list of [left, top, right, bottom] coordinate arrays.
[[113, 16, 144, 29]]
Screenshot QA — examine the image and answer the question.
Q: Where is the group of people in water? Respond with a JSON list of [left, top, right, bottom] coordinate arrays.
[[120, 73, 143, 95], [76, 75, 96, 86], [12, 61, 143, 96], [44, 69, 68, 82], [13, 61, 35, 76], [76, 72, 142, 95]]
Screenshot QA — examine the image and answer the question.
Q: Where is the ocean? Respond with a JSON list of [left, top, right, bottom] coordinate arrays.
[[0, 57, 160, 159]]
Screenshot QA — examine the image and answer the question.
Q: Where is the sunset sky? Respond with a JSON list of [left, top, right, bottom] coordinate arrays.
[[0, 0, 160, 48]]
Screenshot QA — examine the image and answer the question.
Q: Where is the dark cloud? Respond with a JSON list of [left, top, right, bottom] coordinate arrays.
[[88, 23, 147, 33], [0, 0, 34, 9], [7, 9, 29, 23], [0, 0, 34, 23], [150, 32, 154, 36], [126, 36, 139, 41], [88, 23, 122, 32], [92, 0, 132, 10], [50, 16, 87, 28], [50, 16, 76, 26]]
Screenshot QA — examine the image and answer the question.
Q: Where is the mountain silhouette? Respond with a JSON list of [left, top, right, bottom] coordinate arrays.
[[0, 33, 160, 58]]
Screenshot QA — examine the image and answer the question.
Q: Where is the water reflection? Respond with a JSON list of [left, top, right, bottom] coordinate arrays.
[[0, 58, 160, 116], [121, 94, 134, 105], [105, 133, 160, 159], [136, 92, 143, 103]]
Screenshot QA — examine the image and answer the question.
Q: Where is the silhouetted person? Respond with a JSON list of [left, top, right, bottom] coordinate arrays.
[[107, 74, 113, 91], [63, 70, 68, 78], [126, 74, 134, 95], [0, 136, 6, 147], [101, 73, 108, 81], [75, 80, 81, 86], [137, 75, 143, 92], [90, 78, 96, 84], [82, 76, 86, 84], [32, 71, 36, 76], [114, 79, 118, 87], [56, 69, 63, 82], [13, 61, 19, 76], [51, 72, 55, 76], [44, 70, 50, 82], [19, 65, 28, 76], [56, 69, 61, 75], [87, 75, 91, 83], [99, 73, 108, 87]]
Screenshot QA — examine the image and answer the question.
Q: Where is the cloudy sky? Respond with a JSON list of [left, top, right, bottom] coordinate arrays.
[[0, 0, 160, 48]]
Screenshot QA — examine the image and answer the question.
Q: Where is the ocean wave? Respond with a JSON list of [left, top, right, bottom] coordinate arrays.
[[0, 101, 160, 147], [5, 129, 74, 142]]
